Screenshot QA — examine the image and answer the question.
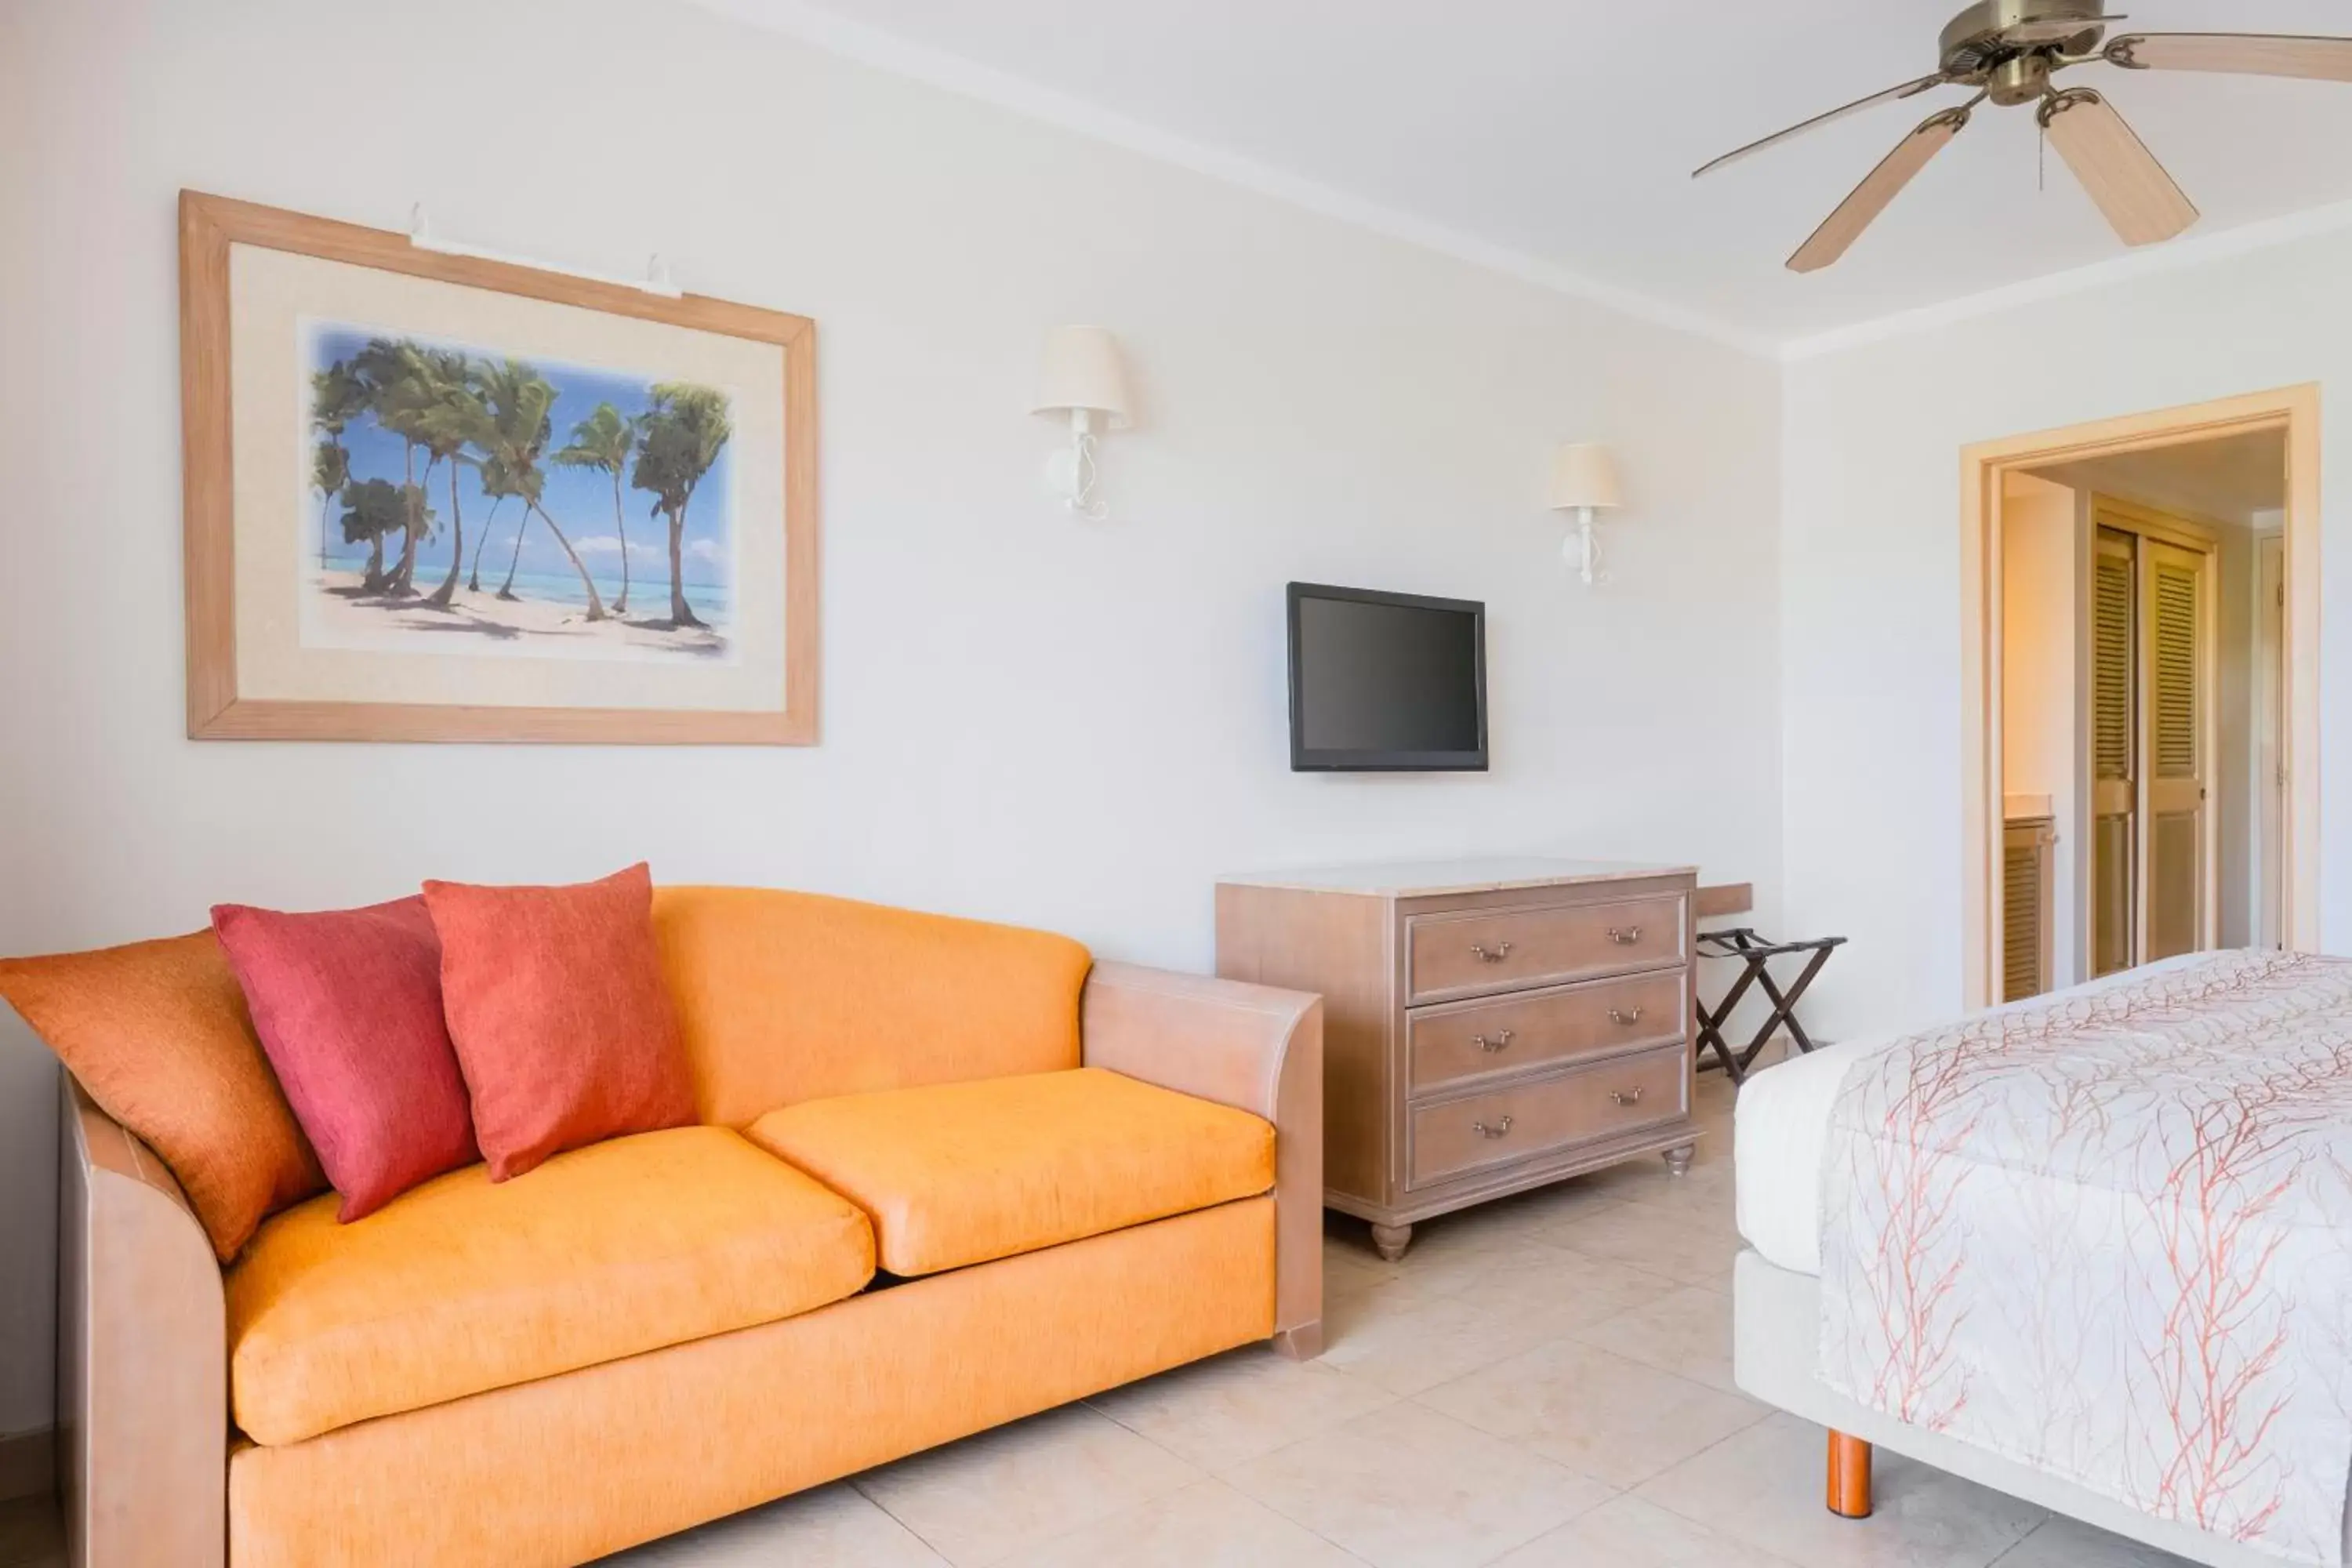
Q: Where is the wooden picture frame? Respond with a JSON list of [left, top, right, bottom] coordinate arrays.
[[180, 190, 818, 744]]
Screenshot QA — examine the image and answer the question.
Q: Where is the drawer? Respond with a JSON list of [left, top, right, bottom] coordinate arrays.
[[1407, 969, 1688, 1095], [1406, 894, 1686, 1002], [1407, 1046, 1686, 1189]]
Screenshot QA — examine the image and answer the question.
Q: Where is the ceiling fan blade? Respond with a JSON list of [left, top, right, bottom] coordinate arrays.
[[2107, 32, 2352, 82], [1786, 107, 1973, 273], [2038, 89, 2198, 246], [1695, 72, 1950, 178]]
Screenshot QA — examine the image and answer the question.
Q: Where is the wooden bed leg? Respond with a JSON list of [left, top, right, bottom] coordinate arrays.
[[1826, 1430, 1873, 1519]]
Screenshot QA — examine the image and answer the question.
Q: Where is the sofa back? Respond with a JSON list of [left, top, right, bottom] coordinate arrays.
[[649, 887, 1092, 1126]]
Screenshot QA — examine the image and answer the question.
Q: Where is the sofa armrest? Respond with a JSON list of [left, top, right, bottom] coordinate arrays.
[[59, 1075, 226, 1567], [1080, 962, 1323, 1358]]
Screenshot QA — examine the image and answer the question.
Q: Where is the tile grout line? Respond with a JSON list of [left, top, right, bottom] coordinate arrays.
[[989, 1470, 1388, 1568], [1221, 1403, 1607, 1568], [1983, 1519, 2056, 1567], [1393, 1335, 1773, 1494], [1612, 1414, 1815, 1544]]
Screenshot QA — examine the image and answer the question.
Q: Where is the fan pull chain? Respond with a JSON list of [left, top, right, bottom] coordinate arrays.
[[2038, 120, 2046, 192]]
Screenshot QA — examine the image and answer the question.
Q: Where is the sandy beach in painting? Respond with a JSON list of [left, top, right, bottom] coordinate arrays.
[[306, 572, 729, 662]]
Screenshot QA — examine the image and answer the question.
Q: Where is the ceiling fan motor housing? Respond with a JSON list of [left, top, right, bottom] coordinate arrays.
[[1939, 0, 2110, 89]]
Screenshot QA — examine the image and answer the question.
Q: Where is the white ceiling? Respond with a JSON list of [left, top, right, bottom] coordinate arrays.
[[713, 0, 2352, 348], [2028, 429, 2288, 526]]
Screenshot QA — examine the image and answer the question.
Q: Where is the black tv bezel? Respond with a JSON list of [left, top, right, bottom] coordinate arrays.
[[1286, 581, 1490, 774]]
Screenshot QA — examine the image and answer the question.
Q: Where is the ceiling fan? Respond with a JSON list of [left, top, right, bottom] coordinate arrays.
[[1693, 0, 2352, 272]]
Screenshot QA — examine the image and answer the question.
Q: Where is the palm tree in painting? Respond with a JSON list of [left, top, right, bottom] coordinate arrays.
[[414, 352, 490, 609], [473, 358, 607, 620], [310, 361, 367, 570], [554, 403, 637, 615], [630, 383, 732, 629], [350, 339, 439, 596], [467, 451, 523, 593], [310, 441, 350, 570], [474, 359, 553, 601]]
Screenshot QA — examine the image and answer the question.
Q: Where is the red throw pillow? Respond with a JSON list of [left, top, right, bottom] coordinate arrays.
[[423, 864, 693, 1181], [212, 897, 478, 1221]]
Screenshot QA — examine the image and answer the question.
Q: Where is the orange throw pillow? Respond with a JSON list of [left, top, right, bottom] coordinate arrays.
[[0, 933, 327, 1261], [424, 864, 694, 1181]]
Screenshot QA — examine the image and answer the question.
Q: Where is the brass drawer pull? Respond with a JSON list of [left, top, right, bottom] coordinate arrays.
[[1610, 1086, 1645, 1107], [1608, 1006, 1642, 1025], [1472, 1029, 1515, 1053], [1470, 941, 1514, 963], [1606, 927, 1642, 946], [1472, 1115, 1515, 1138]]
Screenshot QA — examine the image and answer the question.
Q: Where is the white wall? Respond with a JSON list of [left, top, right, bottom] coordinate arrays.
[[1999, 472, 2081, 988], [1782, 230, 2352, 1042], [0, 0, 1784, 1436]]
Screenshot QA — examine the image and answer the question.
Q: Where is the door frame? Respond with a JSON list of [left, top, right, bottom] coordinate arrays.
[[1960, 384, 2321, 1009], [2256, 532, 2288, 949]]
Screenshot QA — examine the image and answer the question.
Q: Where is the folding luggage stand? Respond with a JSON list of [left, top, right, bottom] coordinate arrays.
[[1693, 926, 1846, 1084]]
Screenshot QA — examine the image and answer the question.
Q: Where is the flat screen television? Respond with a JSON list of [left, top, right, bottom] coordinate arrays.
[[1287, 582, 1488, 772]]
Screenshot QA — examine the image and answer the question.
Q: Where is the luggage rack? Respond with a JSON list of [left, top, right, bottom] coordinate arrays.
[[1693, 926, 1846, 1085]]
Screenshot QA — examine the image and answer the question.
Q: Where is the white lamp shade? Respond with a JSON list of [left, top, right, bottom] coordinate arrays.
[[1548, 442, 1623, 510], [1032, 325, 1133, 428]]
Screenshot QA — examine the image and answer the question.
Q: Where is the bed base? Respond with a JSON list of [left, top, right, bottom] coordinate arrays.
[[1732, 1247, 2332, 1568]]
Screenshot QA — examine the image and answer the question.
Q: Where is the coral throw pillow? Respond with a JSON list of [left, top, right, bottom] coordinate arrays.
[[423, 863, 694, 1181], [212, 897, 478, 1221], [0, 933, 327, 1261]]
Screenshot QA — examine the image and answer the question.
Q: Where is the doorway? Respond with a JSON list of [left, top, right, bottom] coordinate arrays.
[[1959, 387, 2320, 1011]]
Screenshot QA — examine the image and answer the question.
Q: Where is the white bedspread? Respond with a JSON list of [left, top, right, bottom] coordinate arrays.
[[1732, 955, 2211, 1275], [1817, 951, 2352, 1567]]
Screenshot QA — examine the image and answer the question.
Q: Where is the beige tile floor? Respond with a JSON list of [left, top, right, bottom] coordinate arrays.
[[0, 1070, 2202, 1568]]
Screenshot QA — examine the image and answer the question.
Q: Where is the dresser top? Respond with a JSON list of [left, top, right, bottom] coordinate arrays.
[[1216, 855, 1697, 898]]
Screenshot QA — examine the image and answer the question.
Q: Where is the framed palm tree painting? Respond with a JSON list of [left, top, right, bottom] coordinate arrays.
[[180, 191, 818, 743]]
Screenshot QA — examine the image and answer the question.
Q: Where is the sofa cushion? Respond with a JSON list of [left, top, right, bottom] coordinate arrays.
[[0, 932, 327, 1262], [425, 864, 695, 1181], [650, 886, 1093, 1127], [212, 896, 478, 1222], [746, 1067, 1275, 1277], [227, 1125, 873, 1446]]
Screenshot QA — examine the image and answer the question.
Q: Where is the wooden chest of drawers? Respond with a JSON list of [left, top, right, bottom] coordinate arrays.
[[1215, 858, 1699, 1259]]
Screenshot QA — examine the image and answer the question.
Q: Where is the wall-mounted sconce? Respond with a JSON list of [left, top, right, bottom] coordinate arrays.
[[1032, 325, 1132, 520], [1548, 442, 1624, 585]]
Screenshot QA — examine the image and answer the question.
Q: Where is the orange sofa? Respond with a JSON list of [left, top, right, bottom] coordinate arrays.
[[58, 887, 1323, 1568]]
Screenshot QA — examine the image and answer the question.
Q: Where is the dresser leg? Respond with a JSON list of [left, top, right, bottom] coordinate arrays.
[[1663, 1143, 1696, 1178], [1826, 1431, 1873, 1519], [1369, 1222, 1414, 1262]]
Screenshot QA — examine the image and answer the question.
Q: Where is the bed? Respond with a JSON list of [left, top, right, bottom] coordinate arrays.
[[1731, 953, 2352, 1568]]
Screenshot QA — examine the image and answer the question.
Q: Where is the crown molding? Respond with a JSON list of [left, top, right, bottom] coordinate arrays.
[[688, 0, 1780, 360], [1780, 196, 2352, 361]]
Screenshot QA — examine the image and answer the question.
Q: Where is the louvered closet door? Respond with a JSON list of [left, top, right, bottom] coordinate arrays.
[[2090, 530, 2137, 977], [2140, 536, 2212, 961], [2004, 818, 2054, 1002]]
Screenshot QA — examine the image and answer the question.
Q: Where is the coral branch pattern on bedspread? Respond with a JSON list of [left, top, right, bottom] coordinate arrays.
[[1820, 952, 2352, 1566]]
